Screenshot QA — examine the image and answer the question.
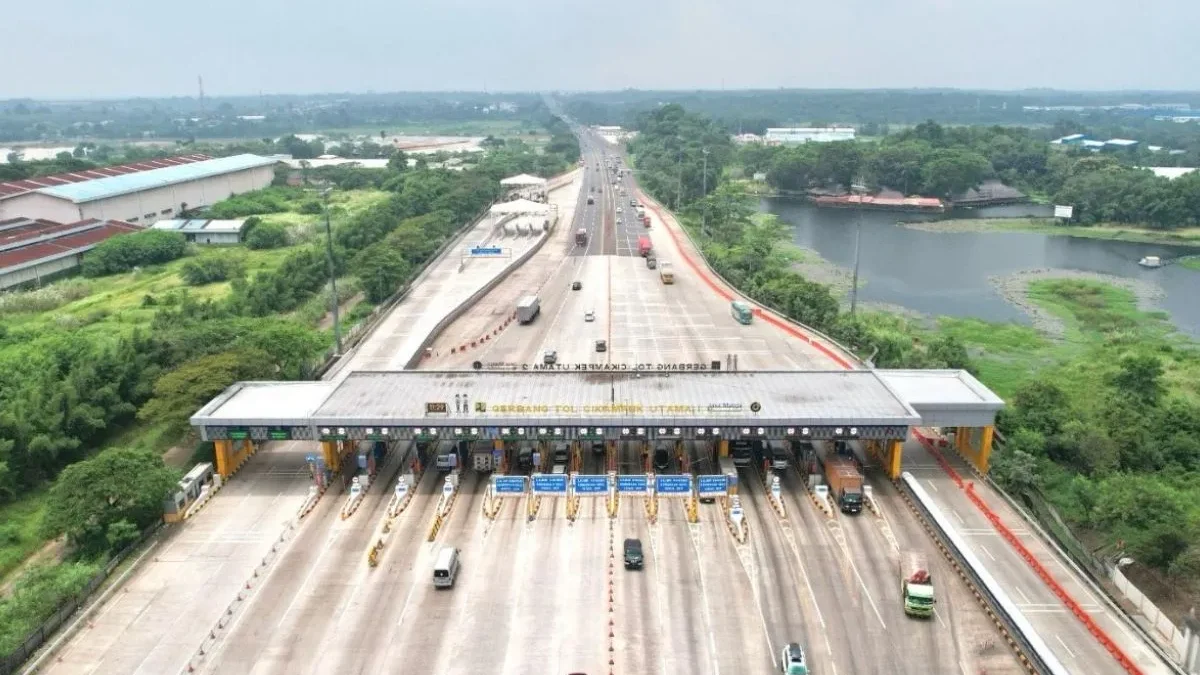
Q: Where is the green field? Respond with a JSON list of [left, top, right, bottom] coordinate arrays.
[[937, 278, 1199, 403], [918, 217, 1200, 247], [0, 492, 51, 584]]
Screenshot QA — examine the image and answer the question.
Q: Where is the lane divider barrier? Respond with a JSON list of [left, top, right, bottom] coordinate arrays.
[[427, 476, 460, 542], [297, 484, 325, 520], [892, 473, 1038, 674], [482, 485, 504, 520], [685, 495, 699, 524], [722, 494, 749, 544], [184, 474, 224, 520], [644, 496, 658, 524], [566, 494, 581, 522], [526, 494, 542, 522], [911, 429, 1144, 675], [606, 517, 617, 675], [758, 462, 786, 519], [185, 518, 298, 673], [340, 474, 371, 519]]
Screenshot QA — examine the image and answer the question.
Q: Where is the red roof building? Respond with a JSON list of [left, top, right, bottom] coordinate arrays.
[[0, 217, 143, 291], [0, 154, 211, 201]]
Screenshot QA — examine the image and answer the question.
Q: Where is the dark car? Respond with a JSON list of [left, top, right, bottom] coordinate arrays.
[[623, 538, 644, 569], [595, 339, 607, 352], [653, 447, 670, 471], [572, 281, 582, 290]]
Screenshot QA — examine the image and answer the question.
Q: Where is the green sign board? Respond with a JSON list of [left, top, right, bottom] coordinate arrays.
[[267, 428, 291, 441], [228, 429, 249, 440]]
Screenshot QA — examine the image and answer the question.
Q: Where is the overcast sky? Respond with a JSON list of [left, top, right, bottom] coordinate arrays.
[[5, 0, 1199, 99]]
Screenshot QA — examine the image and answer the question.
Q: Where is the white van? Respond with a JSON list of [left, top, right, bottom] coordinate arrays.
[[433, 547, 460, 588]]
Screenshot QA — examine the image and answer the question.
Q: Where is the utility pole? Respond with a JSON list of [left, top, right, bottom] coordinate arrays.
[[675, 146, 684, 210], [322, 188, 342, 355], [850, 177, 867, 315], [701, 147, 710, 238]]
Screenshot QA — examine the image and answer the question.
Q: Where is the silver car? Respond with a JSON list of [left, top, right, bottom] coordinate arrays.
[[585, 309, 595, 322]]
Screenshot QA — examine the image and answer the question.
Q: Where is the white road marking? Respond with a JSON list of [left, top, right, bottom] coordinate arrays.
[[1054, 633, 1077, 658], [685, 513, 722, 675], [1014, 585, 1032, 604], [926, 479, 939, 492], [977, 544, 997, 562], [933, 606, 948, 629], [950, 508, 965, 524]]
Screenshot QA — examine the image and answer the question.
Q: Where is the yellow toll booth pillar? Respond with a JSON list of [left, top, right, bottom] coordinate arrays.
[[493, 439, 505, 473], [214, 440, 234, 477], [718, 439, 729, 458], [955, 426, 995, 473], [886, 439, 903, 480], [320, 441, 338, 473]]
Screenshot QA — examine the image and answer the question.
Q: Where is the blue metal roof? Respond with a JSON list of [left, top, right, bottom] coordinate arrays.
[[35, 154, 278, 204]]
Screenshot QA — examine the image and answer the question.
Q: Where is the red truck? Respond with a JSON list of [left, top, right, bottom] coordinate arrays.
[[637, 235, 652, 257]]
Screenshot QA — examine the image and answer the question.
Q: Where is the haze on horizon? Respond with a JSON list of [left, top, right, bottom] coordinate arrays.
[[4, 0, 1199, 99]]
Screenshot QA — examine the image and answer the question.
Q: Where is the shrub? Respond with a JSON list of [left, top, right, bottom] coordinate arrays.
[[81, 230, 186, 277], [180, 256, 244, 286], [245, 221, 289, 250]]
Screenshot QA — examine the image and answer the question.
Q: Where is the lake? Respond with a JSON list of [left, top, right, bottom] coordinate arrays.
[[762, 198, 1200, 337]]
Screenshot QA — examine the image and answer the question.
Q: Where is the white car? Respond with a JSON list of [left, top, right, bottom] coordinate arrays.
[[616, 207, 622, 213], [585, 310, 595, 322]]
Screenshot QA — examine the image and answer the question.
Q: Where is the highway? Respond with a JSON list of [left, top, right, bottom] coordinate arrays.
[[35, 125, 1175, 675]]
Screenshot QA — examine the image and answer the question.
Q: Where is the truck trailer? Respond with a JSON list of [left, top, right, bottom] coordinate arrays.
[[516, 295, 541, 324], [637, 235, 652, 257], [900, 551, 935, 617], [659, 261, 674, 284], [823, 456, 864, 514]]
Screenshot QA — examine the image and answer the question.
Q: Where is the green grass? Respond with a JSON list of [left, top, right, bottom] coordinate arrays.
[[936, 218, 1200, 246], [0, 492, 51, 583], [938, 278, 1200, 404], [1179, 256, 1200, 271]]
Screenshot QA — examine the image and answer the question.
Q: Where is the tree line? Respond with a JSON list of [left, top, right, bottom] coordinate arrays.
[[743, 120, 1200, 228]]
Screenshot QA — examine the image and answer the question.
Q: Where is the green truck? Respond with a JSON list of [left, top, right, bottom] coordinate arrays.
[[901, 550, 935, 617]]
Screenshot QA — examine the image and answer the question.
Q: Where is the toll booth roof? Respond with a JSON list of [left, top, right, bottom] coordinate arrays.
[[191, 381, 337, 427], [877, 370, 1004, 428], [308, 370, 923, 427]]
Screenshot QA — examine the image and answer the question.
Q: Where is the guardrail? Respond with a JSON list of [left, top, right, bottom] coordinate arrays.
[[900, 471, 1070, 675]]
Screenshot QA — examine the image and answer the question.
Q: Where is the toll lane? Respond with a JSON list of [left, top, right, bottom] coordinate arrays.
[[904, 440, 1175, 675], [43, 441, 316, 675], [613, 512, 665, 674]]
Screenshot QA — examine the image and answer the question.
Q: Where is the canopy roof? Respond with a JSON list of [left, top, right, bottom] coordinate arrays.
[[489, 198, 550, 215], [499, 173, 547, 187]]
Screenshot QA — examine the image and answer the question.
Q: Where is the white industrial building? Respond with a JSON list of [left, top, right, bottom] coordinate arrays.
[[764, 127, 857, 145], [0, 154, 276, 226], [151, 218, 248, 244]]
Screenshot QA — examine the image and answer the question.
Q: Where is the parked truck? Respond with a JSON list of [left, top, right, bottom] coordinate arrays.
[[900, 551, 935, 617], [823, 456, 864, 514], [659, 261, 674, 284], [637, 235, 652, 257], [503, 222, 518, 236], [516, 295, 541, 324], [575, 228, 588, 246]]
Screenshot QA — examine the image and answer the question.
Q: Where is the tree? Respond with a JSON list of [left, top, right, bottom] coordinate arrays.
[[181, 256, 244, 286], [81, 230, 187, 276], [921, 148, 992, 198], [355, 243, 413, 303], [1111, 353, 1164, 406], [43, 448, 179, 553], [245, 221, 288, 249], [387, 150, 409, 172], [137, 348, 275, 431]]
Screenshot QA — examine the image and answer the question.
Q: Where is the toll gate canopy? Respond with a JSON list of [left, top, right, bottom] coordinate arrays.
[[191, 369, 1002, 444]]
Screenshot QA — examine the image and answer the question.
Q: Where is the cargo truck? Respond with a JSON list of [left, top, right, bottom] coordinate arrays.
[[900, 551, 935, 617], [637, 235, 652, 257], [659, 261, 674, 284], [731, 440, 754, 468], [516, 295, 541, 324], [823, 456, 864, 514], [575, 228, 588, 246], [503, 222, 517, 236]]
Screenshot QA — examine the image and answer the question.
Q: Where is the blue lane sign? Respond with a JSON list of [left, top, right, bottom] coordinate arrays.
[[697, 475, 729, 496], [656, 474, 693, 495], [617, 474, 648, 493], [573, 475, 609, 494], [531, 473, 568, 494], [493, 476, 526, 494], [470, 246, 503, 256]]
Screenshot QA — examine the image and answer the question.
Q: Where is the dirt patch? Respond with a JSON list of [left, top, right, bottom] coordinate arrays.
[[987, 268, 1165, 340], [0, 537, 66, 595]]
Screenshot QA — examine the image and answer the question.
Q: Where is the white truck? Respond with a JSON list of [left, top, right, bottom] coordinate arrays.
[[900, 551, 935, 617], [516, 295, 541, 324]]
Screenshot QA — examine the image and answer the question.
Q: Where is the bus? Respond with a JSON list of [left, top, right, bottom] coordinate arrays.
[[731, 300, 754, 325]]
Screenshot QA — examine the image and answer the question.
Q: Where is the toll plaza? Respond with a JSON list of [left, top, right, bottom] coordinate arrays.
[[190, 369, 1004, 482]]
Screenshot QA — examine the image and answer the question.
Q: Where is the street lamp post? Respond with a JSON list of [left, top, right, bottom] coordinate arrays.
[[849, 178, 867, 316], [701, 147, 710, 238], [322, 188, 343, 356]]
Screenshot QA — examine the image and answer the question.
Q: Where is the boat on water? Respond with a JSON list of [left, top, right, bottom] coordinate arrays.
[[1139, 256, 1163, 268], [811, 194, 947, 213]]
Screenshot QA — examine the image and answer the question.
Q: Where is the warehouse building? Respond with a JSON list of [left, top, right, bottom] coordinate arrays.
[[151, 218, 248, 244], [0, 216, 142, 290], [0, 154, 211, 220], [0, 154, 276, 225], [764, 127, 856, 145]]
